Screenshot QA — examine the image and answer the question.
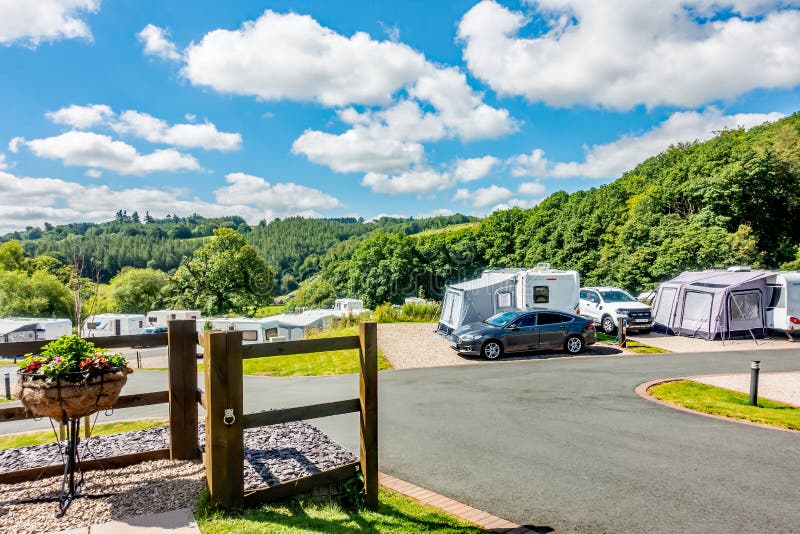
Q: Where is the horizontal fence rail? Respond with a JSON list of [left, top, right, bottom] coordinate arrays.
[[242, 398, 360, 429], [0, 332, 169, 357], [0, 390, 170, 423], [241, 336, 360, 359]]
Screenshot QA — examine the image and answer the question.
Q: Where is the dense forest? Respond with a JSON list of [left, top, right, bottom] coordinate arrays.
[[2, 112, 799, 316]]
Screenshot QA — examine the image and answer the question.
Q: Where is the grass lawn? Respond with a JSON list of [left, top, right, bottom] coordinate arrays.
[[254, 305, 286, 318], [0, 419, 167, 449], [196, 488, 484, 534], [596, 332, 667, 354], [649, 380, 800, 430], [195, 325, 393, 377], [410, 222, 479, 238]]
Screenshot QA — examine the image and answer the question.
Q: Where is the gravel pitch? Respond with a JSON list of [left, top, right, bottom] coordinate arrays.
[[0, 421, 356, 533], [689, 371, 800, 407]]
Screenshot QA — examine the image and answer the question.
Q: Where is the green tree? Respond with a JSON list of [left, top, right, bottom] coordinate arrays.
[[346, 232, 418, 308], [0, 240, 27, 271], [0, 270, 70, 317], [170, 228, 274, 315], [107, 267, 169, 314]]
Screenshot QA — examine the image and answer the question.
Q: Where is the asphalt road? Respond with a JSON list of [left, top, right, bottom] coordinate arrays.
[[3, 349, 800, 532]]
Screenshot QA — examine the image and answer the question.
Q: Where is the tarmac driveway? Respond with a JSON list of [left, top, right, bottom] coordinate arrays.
[[3, 349, 800, 532]]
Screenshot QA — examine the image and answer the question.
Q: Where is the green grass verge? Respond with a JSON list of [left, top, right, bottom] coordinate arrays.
[[596, 332, 666, 354], [194, 325, 393, 377], [649, 380, 800, 430], [196, 487, 484, 534], [254, 305, 286, 318], [0, 419, 167, 449]]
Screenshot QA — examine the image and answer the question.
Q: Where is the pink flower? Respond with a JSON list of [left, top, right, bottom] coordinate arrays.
[[54, 357, 61, 363]]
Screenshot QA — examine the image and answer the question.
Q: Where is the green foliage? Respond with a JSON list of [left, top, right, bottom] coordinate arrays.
[[372, 302, 441, 323], [346, 232, 419, 308], [0, 240, 27, 271], [107, 267, 169, 314], [0, 270, 70, 317], [170, 228, 275, 315], [19, 335, 126, 382]]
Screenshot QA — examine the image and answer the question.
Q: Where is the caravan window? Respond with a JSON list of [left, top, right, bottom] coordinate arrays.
[[241, 330, 259, 341], [533, 286, 549, 304], [147, 316, 156, 323], [729, 292, 761, 321], [264, 327, 278, 339], [654, 287, 677, 325], [681, 291, 712, 332], [766, 285, 784, 309], [497, 291, 513, 308]]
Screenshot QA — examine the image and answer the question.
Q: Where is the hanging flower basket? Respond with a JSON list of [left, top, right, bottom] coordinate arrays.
[[14, 335, 132, 420]]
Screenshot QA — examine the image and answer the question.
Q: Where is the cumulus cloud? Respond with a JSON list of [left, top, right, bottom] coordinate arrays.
[[44, 105, 242, 151], [0, 170, 341, 233], [511, 108, 784, 179], [518, 181, 546, 196], [182, 10, 428, 106], [0, 0, 99, 47], [111, 110, 242, 151], [0, 153, 7, 170], [85, 169, 101, 178], [453, 184, 514, 208], [7, 137, 23, 153], [458, 0, 800, 109], [359, 154, 502, 195], [19, 131, 200, 175], [45, 104, 113, 129], [137, 24, 181, 61], [454, 156, 500, 182]]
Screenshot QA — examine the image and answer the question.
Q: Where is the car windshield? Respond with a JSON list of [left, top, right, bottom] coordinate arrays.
[[599, 290, 636, 302], [484, 311, 522, 327]]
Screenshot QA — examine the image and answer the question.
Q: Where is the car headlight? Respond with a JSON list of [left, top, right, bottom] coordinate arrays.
[[615, 309, 629, 315], [459, 334, 481, 342]]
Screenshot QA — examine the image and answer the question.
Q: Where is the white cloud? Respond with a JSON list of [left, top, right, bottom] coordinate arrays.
[[490, 198, 541, 213], [518, 181, 546, 196], [458, 0, 800, 109], [511, 108, 784, 179], [0, 153, 7, 170], [415, 208, 456, 218], [454, 156, 499, 182], [20, 131, 200, 175], [453, 184, 513, 208], [137, 24, 181, 61], [0, 0, 98, 47], [112, 110, 242, 151], [362, 168, 454, 196], [85, 169, 101, 178], [184, 113, 196, 122], [8, 137, 24, 153], [0, 170, 341, 233], [45, 104, 113, 129], [182, 10, 428, 106], [44, 105, 242, 151]]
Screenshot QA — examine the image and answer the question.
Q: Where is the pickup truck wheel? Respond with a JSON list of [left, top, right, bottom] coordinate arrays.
[[481, 340, 503, 360], [601, 315, 617, 335]]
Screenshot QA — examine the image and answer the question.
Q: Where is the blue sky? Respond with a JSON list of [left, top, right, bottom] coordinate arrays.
[[1, 0, 799, 232]]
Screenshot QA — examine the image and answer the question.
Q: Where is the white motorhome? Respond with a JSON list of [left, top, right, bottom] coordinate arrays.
[[766, 271, 800, 333], [83, 314, 146, 337], [197, 317, 281, 344], [146, 309, 201, 328], [437, 264, 580, 335], [0, 318, 72, 343], [332, 299, 367, 315]]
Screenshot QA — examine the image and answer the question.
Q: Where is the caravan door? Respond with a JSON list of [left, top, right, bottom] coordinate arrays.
[[680, 290, 713, 337], [728, 290, 763, 335]]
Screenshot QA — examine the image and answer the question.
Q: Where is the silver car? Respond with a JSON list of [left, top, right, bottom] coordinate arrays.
[[449, 310, 597, 359]]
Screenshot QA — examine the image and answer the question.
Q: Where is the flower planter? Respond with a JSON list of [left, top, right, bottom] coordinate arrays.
[[16, 367, 133, 420]]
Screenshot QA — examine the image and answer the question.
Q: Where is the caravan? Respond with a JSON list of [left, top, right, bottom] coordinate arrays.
[[766, 271, 800, 333], [83, 314, 146, 337], [437, 265, 580, 336], [197, 317, 281, 344], [0, 318, 72, 344], [146, 309, 201, 328]]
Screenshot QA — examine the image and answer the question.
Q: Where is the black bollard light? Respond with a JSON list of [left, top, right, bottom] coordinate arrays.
[[749, 360, 760, 406], [4, 372, 10, 400]]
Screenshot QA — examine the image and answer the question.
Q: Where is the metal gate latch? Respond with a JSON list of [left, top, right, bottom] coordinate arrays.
[[223, 409, 235, 426]]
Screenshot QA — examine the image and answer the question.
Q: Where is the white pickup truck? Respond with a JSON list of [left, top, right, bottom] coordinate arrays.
[[579, 287, 653, 335]]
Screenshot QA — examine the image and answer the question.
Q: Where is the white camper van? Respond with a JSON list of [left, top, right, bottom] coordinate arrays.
[[197, 317, 281, 344], [83, 314, 146, 337], [437, 264, 580, 336], [766, 272, 800, 333], [146, 309, 201, 328], [0, 318, 72, 343], [332, 299, 368, 315]]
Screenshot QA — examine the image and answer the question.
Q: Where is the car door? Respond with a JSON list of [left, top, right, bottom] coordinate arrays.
[[503, 314, 538, 352], [537, 312, 571, 349], [581, 291, 601, 321]]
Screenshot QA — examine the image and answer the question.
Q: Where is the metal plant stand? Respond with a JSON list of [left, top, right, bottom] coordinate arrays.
[[20, 415, 112, 517]]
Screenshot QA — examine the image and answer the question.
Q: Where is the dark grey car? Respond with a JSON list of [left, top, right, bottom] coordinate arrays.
[[449, 310, 597, 360]]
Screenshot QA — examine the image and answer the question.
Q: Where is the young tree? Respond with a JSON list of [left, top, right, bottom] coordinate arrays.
[[108, 268, 169, 314], [170, 228, 274, 315]]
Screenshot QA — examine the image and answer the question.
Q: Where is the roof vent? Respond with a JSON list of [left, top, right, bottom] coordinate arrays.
[[535, 262, 551, 271], [727, 266, 751, 272]]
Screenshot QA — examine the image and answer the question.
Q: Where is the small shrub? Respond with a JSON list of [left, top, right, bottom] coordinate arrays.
[[373, 303, 401, 323]]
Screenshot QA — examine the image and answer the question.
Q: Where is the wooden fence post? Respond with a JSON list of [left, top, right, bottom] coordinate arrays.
[[359, 321, 378, 510], [168, 320, 200, 460], [204, 330, 244, 510]]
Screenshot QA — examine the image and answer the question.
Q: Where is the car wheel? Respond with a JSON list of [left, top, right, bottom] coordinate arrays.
[[481, 340, 503, 360], [564, 335, 584, 354], [601, 315, 617, 335]]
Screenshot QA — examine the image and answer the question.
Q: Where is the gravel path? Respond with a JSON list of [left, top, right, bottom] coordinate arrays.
[[0, 421, 356, 532], [689, 371, 800, 406], [378, 322, 626, 369], [627, 331, 800, 353]]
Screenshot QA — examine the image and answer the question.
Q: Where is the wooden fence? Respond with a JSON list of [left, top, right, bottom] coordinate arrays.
[[0, 320, 200, 484], [201, 321, 378, 511]]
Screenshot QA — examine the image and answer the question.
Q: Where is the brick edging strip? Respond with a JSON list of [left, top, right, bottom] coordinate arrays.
[[378, 472, 534, 533], [635, 378, 800, 434]]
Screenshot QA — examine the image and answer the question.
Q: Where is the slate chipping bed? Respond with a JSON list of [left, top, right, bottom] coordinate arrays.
[[0, 420, 357, 490]]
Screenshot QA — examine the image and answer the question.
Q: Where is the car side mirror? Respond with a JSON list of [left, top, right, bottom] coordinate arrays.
[[507, 325, 518, 331]]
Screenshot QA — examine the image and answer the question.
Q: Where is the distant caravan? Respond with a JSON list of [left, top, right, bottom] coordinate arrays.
[[436, 264, 580, 337], [0, 318, 72, 344]]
